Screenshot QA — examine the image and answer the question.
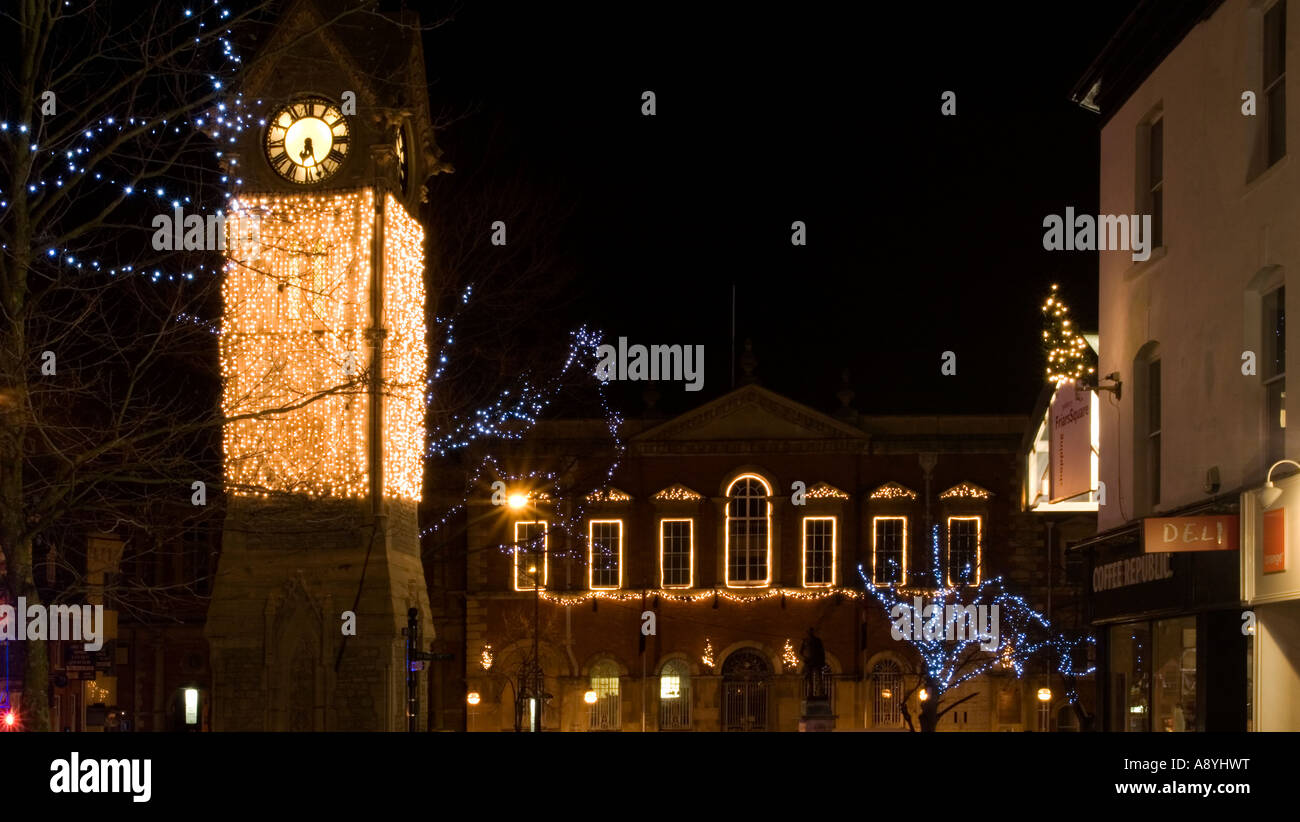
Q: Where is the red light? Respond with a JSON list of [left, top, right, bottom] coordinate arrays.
[[2, 711, 15, 728]]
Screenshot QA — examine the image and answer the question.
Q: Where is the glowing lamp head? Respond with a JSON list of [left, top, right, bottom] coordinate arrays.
[[918, 688, 929, 702], [880, 688, 892, 700], [1037, 688, 1052, 703], [584, 690, 598, 705], [2, 711, 15, 728], [466, 691, 481, 706], [507, 493, 528, 510]]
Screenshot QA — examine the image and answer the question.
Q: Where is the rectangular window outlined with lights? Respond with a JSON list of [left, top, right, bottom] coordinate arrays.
[[946, 516, 981, 587], [513, 521, 548, 591], [589, 519, 623, 590], [802, 516, 835, 587], [872, 516, 907, 586], [660, 518, 693, 588]]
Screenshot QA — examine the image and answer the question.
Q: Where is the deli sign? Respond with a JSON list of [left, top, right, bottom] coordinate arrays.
[[1143, 515, 1239, 553]]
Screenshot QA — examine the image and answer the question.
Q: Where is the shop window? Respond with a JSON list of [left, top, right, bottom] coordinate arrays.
[[1109, 622, 1152, 732], [1153, 617, 1197, 732]]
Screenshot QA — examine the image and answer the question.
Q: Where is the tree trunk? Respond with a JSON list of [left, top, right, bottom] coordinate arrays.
[[919, 698, 939, 733], [11, 538, 50, 731]]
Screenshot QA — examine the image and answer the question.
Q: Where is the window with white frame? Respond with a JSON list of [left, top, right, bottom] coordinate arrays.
[[1147, 116, 1163, 248], [1265, 0, 1287, 167], [946, 516, 980, 586], [660, 519, 693, 588], [588, 520, 622, 589], [873, 516, 906, 586], [726, 474, 771, 586], [802, 516, 835, 586], [512, 521, 547, 591], [1264, 286, 1286, 466], [589, 660, 621, 731]]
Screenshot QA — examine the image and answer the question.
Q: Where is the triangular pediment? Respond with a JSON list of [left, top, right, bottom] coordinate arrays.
[[651, 484, 704, 501], [939, 481, 993, 500], [633, 385, 866, 444], [586, 487, 632, 503], [806, 482, 849, 500], [870, 482, 917, 500]]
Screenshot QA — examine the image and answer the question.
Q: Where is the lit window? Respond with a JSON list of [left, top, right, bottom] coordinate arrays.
[[588, 520, 623, 589], [872, 516, 907, 586], [660, 519, 693, 588], [947, 516, 981, 586], [589, 660, 621, 731], [512, 521, 548, 591], [659, 658, 691, 730], [802, 516, 835, 587], [726, 474, 771, 586]]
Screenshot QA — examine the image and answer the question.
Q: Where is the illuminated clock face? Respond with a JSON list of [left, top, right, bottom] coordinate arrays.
[[264, 97, 350, 184]]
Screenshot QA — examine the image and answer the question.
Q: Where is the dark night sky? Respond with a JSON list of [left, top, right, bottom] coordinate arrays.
[[421, 2, 1138, 417]]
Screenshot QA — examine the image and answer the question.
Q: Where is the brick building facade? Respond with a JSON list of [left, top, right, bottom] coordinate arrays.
[[431, 384, 1095, 731]]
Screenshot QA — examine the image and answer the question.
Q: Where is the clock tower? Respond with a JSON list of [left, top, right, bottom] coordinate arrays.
[[205, 0, 447, 731]]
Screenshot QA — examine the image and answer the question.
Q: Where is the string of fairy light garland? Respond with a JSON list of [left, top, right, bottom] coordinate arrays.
[[5, 3, 260, 283], [419, 327, 627, 547], [533, 586, 865, 606], [1042, 283, 1097, 384], [222, 189, 427, 500]]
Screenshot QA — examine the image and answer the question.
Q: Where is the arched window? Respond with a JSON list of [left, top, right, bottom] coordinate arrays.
[[721, 649, 771, 731], [871, 659, 903, 728], [726, 474, 771, 586], [588, 660, 621, 731], [658, 659, 691, 730]]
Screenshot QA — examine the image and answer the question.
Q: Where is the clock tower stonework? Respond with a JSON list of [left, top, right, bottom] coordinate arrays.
[[205, 0, 447, 731]]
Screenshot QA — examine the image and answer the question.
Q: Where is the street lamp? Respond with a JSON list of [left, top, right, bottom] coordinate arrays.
[[508, 493, 528, 510], [1259, 459, 1300, 508], [1037, 687, 1052, 702], [466, 691, 480, 733], [918, 688, 929, 702], [584, 690, 598, 705]]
